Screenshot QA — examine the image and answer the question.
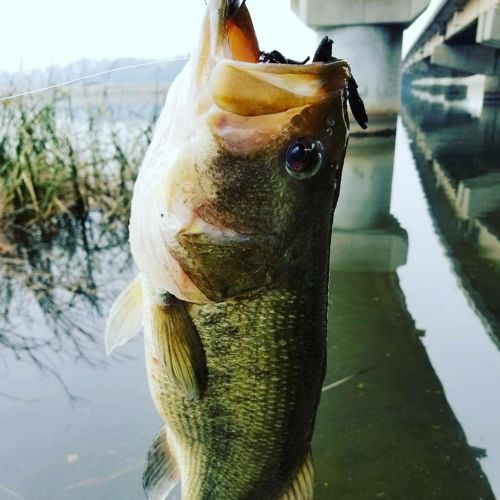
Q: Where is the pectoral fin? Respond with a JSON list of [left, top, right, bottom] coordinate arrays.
[[143, 426, 179, 500], [152, 296, 207, 401], [280, 451, 315, 500], [105, 275, 143, 355]]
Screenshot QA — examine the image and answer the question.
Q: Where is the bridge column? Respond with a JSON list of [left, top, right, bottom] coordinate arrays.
[[332, 136, 408, 273], [477, 4, 500, 49], [291, 0, 431, 132], [484, 76, 500, 104]]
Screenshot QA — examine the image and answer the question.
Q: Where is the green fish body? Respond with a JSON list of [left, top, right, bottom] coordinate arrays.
[[106, 1, 353, 498]]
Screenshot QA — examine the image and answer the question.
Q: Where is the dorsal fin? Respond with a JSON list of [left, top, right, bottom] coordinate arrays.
[[105, 275, 143, 355]]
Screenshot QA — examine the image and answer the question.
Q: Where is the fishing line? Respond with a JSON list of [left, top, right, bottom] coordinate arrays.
[[0, 482, 27, 500], [0, 57, 192, 103], [321, 364, 381, 393]]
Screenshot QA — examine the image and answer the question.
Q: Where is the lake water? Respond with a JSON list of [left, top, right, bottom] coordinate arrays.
[[1, 92, 499, 499]]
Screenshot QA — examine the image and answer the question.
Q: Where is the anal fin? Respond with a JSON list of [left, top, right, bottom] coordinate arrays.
[[152, 296, 207, 401], [143, 426, 180, 500], [280, 451, 315, 500]]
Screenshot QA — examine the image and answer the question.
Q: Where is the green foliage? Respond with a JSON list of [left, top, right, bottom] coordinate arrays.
[[0, 90, 156, 231]]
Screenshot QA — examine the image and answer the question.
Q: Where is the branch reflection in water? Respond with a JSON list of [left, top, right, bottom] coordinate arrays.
[[0, 214, 132, 400], [0, 87, 161, 400]]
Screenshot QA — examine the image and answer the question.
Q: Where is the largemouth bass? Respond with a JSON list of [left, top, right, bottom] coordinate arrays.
[[106, 1, 365, 498]]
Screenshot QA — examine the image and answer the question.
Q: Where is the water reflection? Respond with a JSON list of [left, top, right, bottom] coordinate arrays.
[[395, 99, 500, 496], [314, 134, 495, 499], [0, 95, 499, 499], [402, 97, 500, 341], [332, 136, 408, 273], [0, 213, 157, 499], [0, 213, 130, 398]]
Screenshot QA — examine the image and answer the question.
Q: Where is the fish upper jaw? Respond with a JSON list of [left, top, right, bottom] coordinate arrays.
[[196, 1, 351, 116]]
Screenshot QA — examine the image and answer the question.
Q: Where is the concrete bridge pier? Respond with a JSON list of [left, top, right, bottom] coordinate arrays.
[[484, 76, 500, 104], [291, 0, 430, 132], [332, 135, 408, 273]]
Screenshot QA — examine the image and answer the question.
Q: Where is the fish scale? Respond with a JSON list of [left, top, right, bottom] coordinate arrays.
[[145, 281, 327, 499], [105, 0, 358, 497]]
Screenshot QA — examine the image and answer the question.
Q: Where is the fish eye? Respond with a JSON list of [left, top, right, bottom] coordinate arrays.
[[285, 138, 324, 180]]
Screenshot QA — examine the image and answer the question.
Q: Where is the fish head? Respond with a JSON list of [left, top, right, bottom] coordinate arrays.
[[130, 0, 351, 303]]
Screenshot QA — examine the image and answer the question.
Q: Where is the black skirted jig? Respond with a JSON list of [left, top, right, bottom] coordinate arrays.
[[262, 35, 369, 130]]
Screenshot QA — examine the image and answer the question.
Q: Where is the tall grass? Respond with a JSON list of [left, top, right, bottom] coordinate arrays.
[[0, 88, 160, 387], [0, 89, 157, 232]]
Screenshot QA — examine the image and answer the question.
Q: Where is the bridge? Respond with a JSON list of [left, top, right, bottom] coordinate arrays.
[[404, 0, 500, 103], [292, 0, 500, 264], [292, 0, 500, 123], [292, 0, 432, 131]]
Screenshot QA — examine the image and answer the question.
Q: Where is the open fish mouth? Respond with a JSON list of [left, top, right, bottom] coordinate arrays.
[[163, 0, 367, 303], [129, 0, 365, 305], [205, 0, 349, 117], [219, 0, 261, 64], [214, 0, 320, 65], [206, 0, 368, 127]]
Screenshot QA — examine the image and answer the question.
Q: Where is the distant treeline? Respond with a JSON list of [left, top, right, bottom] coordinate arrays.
[[0, 56, 187, 90]]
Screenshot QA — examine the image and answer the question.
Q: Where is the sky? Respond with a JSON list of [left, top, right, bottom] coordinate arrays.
[[0, 0, 441, 73], [0, 0, 316, 72]]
